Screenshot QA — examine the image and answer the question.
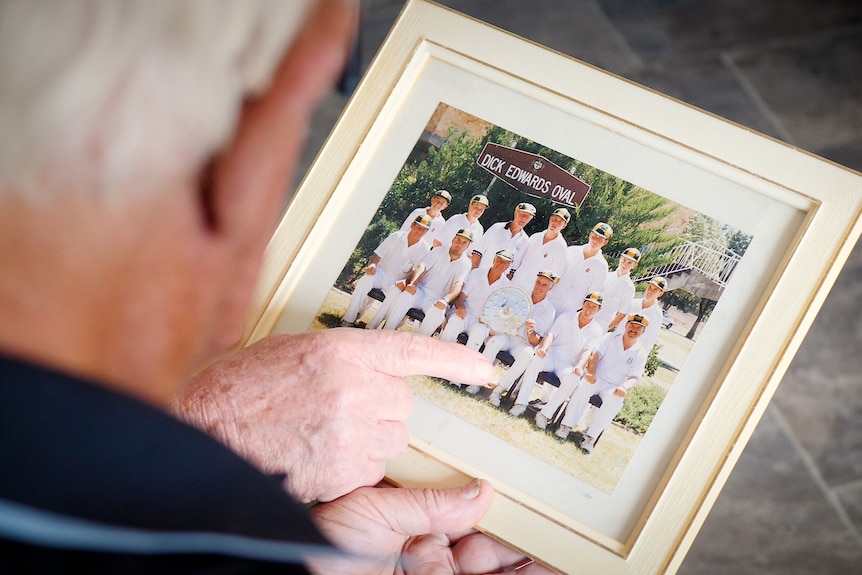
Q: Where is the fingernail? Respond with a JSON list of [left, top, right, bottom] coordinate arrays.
[[462, 478, 482, 500]]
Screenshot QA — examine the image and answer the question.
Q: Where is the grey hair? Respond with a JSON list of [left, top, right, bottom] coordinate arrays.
[[0, 0, 315, 203]]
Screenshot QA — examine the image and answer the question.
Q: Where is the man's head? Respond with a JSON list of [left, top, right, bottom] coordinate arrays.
[[618, 247, 641, 274], [490, 248, 514, 274], [467, 194, 489, 219], [625, 314, 649, 339], [547, 208, 570, 233], [512, 202, 536, 230], [430, 189, 452, 213], [588, 222, 613, 249], [449, 228, 473, 258], [580, 291, 603, 320], [408, 214, 432, 241], [646, 276, 667, 300], [0, 0, 357, 403], [531, 269, 557, 302]]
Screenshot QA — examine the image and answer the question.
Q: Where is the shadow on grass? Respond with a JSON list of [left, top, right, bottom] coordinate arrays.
[[317, 312, 342, 328]]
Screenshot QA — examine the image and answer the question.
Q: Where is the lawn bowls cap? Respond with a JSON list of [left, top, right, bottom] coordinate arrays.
[[455, 228, 474, 241], [628, 313, 649, 328], [470, 194, 490, 206], [649, 276, 668, 292], [583, 291, 604, 306], [551, 207, 571, 223], [413, 214, 432, 229], [516, 202, 537, 215], [432, 189, 452, 203], [536, 269, 559, 283], [591, 222, 613, 239], [495, 249, 515, 262], [621, 247, 642, 262]]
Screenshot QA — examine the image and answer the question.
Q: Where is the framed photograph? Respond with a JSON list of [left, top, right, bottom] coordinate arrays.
[[243, 1, 862, 573]]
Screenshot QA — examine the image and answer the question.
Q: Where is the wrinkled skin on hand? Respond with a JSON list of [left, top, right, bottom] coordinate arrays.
[[307, 479, 558, 575], [174, 328, 494, 502]]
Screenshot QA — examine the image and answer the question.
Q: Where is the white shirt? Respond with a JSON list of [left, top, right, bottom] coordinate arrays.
[[546, 312, 603, 361], [548, 244, 608, 314], [400, 207, 447, 246], [593, 269, 635, 331], [471, 221, 530, 270], [511, 230, 568, 292], [461, 267, 510, 319], [594, 331, 647, 389], [415, 248, 471, 299], [436, 213, 484, 249], [373, 230, 432, 279]]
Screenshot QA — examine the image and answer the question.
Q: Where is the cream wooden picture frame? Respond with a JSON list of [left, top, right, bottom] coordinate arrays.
[[242, 1, 862, 573]]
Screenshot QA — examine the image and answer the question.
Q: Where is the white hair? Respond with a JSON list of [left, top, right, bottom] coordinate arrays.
[[0, 0, 315, 203]]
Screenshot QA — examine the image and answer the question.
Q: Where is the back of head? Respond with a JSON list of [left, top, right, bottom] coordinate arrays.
[[0, 0, 314, 203]]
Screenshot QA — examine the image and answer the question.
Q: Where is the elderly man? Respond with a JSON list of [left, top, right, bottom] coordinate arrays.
[[366, 229, 473, 332], [340, 214, 433, 326], [469, 201, 535, 270], [471, 271, 557, 403], [0, 2, 552, 574], [507, 291, 605, 417], [554, 314, 650, 454], [548, 221, 612, 314]]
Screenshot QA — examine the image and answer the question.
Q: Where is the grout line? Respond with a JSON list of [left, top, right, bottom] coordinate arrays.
[[587, 0, 644, 71], [770, 406, 862, 548], [719, 51, 798, 145]]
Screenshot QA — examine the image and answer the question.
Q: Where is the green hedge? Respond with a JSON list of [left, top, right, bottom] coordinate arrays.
[[614, 382, 666, 434]]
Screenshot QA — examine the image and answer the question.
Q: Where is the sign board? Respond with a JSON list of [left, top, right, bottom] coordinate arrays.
[[476, 141, 591, 207]]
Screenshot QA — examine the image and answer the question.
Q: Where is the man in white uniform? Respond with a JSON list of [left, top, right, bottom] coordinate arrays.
[[435, 194, 488, 249], [593, 247, 641, 332], [548, 221, 612, 314], [508, 291, 605, 417], [366, 229, 473, 331], [340, 214, 433, 326], [469, 202, 535, 270], [622, 276, 667, 353], [510, 207, 570, 292], [438, 248, 513, 346], [471, 271, 557, 403], [400, 189, 451, 246], [554, 314, 649, 453]]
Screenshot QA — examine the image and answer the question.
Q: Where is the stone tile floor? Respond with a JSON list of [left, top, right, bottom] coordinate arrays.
[[300, 1, 862, 572]]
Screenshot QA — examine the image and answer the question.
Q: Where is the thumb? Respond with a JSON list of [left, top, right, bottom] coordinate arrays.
[[391, 478, 494, 538]]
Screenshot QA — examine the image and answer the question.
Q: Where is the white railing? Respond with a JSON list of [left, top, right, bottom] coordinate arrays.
[[634, 240, 742, 287]]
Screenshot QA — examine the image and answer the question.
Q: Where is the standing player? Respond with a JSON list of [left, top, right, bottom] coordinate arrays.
[[548, 222, 612, 314], [553, 314, 649, 453], [594, 247, 641, 332], [510, 207, 570, 292], [507, 291, 605, 417], [435, 194, 489, 249], [622, 276, 667, 353], [340, 214, 433, 326], [366, 229, 473, 331], [400, 188, 451, 246], [469, 202, 535, 270]]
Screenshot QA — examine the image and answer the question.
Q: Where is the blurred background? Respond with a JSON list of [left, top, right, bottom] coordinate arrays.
[[297, 1, 862, 572]]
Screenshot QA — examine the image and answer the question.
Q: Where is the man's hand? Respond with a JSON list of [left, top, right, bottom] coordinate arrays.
[[584, 372, 596, 384], [364, 265, 376, 275], [307, 479, 557, 575], [613, 386, 627, 398], [173, 329, 494, 502]]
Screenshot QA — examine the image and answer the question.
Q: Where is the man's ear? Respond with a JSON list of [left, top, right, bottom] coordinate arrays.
[[197, 0, 357, 245]]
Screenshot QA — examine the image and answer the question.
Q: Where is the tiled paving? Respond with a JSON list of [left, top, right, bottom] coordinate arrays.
[[300, 1, 862, 572]]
